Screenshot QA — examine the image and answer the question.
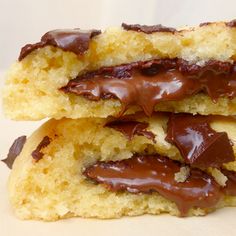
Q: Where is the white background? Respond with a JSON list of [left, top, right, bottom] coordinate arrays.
[[1, 1, 236, 235]]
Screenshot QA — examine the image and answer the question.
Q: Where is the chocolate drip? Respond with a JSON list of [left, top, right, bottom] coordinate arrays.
[[19, 29, 101, 60], [84, 155, 222, 216], [61, 59, 236, 116], [31, 136, 51, 161], [1, 136, 27, 169], [221, 169, 236, 196], [105, 120, 155, 142], [166, 114, 234, 168], [122, 23, 176, 33]]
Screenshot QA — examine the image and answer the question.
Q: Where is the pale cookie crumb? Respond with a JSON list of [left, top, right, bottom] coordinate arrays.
[[208, 168, 228, 187], [174, 166, 190, 183]]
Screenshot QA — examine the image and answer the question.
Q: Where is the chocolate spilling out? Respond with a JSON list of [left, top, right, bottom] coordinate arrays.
[[61, 59, 236, 116], [166, 114, 234, 168], [19, 29, 101, 61], [122, 23, 176, 33], [1, 136, 27, 169], [221, 169, 236, 196], [105, 120, 155, 142], [84, 155, 222, 216], [31, 136, 51, 162]]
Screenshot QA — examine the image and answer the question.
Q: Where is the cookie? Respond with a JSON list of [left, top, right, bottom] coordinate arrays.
[[3, 21, 236, 120], [6, 113, 236, 220]]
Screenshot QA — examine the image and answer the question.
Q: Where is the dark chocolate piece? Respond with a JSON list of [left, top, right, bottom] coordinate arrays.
[[61, 59, 236, 116], [1, 136, 27, 169], [19, 29, 101, 60], [105, 120, 155, 142], [226, 19, 236, 27], [166, 114, 234, 168], [84, 155, 222, 216], [122, 23, 176, 33], [31, 136, 51, 162], [221, 169, 236, 196]]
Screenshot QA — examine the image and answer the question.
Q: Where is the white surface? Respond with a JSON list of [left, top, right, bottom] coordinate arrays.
[[1, 1, 236, 235]]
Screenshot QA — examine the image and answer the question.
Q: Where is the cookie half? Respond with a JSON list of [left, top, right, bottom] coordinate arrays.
[[3, 21, 236, 120], [6, 113, 236, 220]]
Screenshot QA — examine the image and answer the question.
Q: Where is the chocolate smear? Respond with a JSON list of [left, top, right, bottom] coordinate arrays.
[[122, 23, 176, 33], [84, 155, 222, 216], [61, 59, 236, 116], [1, 136, 27, 169], [19, 29, 101, 61], [31, 136, 51, 162], [105, 120, 155, 142], [166, 114, 235, 168], [221, 169, 236, 196]]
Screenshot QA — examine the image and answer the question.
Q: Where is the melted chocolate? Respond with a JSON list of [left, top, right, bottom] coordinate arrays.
[[1, 136, 27, 169], [61, 59, 236, 116], [31, 136, 51, 161], [105, 120, 155, 142], [166, 114, 234, 168], [84, 155, 222, 216], [122, 23, 176, 33], [19, 29, 101, 61], [226, 19, 236, 27], [221, 169, 236, 196]]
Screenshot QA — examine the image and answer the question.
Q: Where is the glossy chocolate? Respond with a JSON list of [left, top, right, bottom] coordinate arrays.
[[61, 59, 236, 116], [166, 114, 234, 168], [122, 23, 176, 33], [31, 136, 51, 161], [221, 169, 236, 196], [1, 136, 27, 169], [84, 155, 222, 216], [19, 29, 101, 60], [105, 120, 155, 142]]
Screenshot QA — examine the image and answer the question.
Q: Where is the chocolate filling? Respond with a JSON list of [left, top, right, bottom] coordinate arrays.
[[61, 59, 236, 116], [19, 29, 101, 61], [31, 136, 51, 161], [105, 120, 155, 142], [166, 114, 235, 168], [1, 136, 27, 169], [122, 23, 176, 33], [84, 155, 222, 216]]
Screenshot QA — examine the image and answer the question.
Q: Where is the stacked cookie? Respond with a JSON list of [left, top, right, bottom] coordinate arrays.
[[3, 21, 236, 221]]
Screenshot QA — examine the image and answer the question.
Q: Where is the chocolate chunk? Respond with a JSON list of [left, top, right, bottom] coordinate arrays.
[[166, 114, 234, 168], [221, 169, 236, 196], [226, 19, 236, 27], [61, 59, 236, 116], [31, 136, 51, 162], [105, 120, 155, 142], [84, 155, 222, 216], [19, 29, 101, 60], [1, 136, 27, 169], [122, 23, 176, 33]]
